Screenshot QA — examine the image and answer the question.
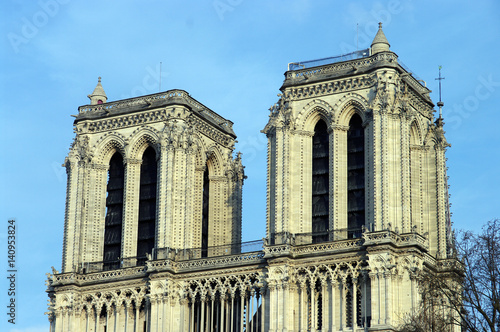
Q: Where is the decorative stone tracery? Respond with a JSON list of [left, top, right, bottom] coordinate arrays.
[[49, 25, 458, 332]]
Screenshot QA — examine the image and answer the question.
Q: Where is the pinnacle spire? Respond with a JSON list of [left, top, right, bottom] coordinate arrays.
[[371, 22, 390, 54], [87, 76, 107, 105]]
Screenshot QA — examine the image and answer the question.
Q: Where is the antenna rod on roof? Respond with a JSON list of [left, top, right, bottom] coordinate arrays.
[[356, 23, 359, 51], [159, 62, 162, 92]]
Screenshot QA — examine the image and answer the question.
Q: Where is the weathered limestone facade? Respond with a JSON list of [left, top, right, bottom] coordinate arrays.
[[47, 26, 459, 331]]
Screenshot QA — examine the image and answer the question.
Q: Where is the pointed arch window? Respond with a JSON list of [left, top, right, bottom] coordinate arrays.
[[137, 147, 157, 264], [103, 152, 124, 270], [347, 114, 365, 238], [312, 119, 329, 243], [201, 165, 210, 257]]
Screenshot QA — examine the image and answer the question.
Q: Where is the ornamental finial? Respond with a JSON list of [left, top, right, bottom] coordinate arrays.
[[371, 22, 390, 54], [88, 76, 107, 105]]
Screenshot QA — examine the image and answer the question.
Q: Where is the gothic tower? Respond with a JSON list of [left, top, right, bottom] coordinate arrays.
[[261, 24, 456, 331], [47, 26, 458, 332], [48, 85, 245, 330]]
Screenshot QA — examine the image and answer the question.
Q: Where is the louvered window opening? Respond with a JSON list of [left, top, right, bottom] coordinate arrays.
[[347, 114, 365, 238], [201, 166, 210, 257], [312, 120, 329, 243], [137, 147, 157, 264], [103, 153, 124, 270]]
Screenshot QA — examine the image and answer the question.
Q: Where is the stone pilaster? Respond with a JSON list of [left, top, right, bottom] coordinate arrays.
[[122, 158, 142, 260], [331, 124, 349, 235]]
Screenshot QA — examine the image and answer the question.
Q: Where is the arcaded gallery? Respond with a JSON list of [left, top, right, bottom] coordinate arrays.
[[47, 26, 459, 332]]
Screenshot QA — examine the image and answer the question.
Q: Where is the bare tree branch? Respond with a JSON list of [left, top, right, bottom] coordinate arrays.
[[397, 219, 500, 332]]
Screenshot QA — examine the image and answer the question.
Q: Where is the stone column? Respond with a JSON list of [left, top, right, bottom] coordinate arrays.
[[73, 308, 81, 332], [362, 272, 369, 329], [240, 290, 245, 332], [157, 145, 174, 249], [369, 272, 380, 326], [249, 289, 255, 332], [114, 304, 119, 332], [330, 279, 338, 331], [260, 286, 268, 332], [149, 296, 157, 332], [400, 116, 411, 233], [55, 308, 62, 332], [210, 295, 215, 332], [106, 305, 110, 332], [385, 271, 392, 326], [435, 144, 448, 258], [180, 297, 189, 331], [341, 277, 347, 330], [134, 302, 140, 332], [285, 283, 297, 331], [85, 308, 90, 332], [220, 293, 226, 332], [122, 158, 142, 262], [370, 106, 389, 231], [184, 148, 196, 250], [298, 282, 306, 332], [93, 306, 98, 332], [352, 277, 358, 329], [246, 290, 251, 332], [321, 280, 329, 330], [311, 281, 316, 331], [61, 157, 83, 272], [201, 295, 206, 332], [123, 302, 130, 332], [269, 284, 276, 332]]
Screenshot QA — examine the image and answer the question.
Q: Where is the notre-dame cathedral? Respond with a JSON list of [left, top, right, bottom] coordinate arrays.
[[47, 25, 459, 331]]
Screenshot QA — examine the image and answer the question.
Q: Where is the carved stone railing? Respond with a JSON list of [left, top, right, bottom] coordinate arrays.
[[263, 238, 363, 259], [399, 232, 429, 250], [147, 251, 266, 273], [263, 244, 290, 258], [285, 52, 398, 80], [77, 89, 234, 131], [363, 230, 429, 251], [291, 238, 363, 256], [154, 240, 264, 261], [436, 258, 463, 272], [50, 265, 147, 287], [176, 251, 265, 271]]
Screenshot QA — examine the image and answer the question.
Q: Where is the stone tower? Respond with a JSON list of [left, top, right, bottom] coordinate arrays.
[[260, 23, 456, 331], [47, 26, 458, 332]]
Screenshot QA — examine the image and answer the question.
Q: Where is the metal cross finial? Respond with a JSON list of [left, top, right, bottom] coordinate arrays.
[[435, 66, 445, 118], [378, 22, 382, 29]]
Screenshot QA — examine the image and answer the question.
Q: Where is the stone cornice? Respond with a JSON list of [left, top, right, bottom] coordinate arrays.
[[408, 89, 434, 119], [76, 107, 235, 148], [283, 74, 375, 101], [76, 89, 235, 137]]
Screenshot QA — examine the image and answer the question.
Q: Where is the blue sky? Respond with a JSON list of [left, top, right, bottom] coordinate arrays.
[[1, 1, 499, 330]]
